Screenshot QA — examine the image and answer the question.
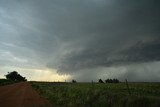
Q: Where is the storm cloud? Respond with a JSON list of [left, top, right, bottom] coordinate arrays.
[[0, 0, 160, 81]]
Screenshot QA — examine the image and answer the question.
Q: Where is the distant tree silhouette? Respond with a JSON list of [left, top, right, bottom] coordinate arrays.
[[105, 78, 119, 83], [5, 71, 27, 82], [72, 79, 77, 83], [105, 79, 110, 83], [113, 79, 119, 83], [98, 79, 104, 83]]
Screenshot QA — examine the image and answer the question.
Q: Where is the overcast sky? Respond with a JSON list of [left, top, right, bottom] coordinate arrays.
[[0, 0, 160, 82]]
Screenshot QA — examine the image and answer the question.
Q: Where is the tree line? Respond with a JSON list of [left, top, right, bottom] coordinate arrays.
[[71, 78, 120, 83], [5, 71, 120, 83], [99, 78, 120, 83]]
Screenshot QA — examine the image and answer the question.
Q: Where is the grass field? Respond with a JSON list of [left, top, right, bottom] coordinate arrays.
[[32, 82, 160, 107]]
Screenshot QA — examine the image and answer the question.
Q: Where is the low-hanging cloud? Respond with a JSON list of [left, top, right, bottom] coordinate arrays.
[[47, 0, 160, 74]]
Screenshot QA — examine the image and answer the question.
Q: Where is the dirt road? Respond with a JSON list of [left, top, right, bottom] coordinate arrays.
[[0, 82, 50, 107]]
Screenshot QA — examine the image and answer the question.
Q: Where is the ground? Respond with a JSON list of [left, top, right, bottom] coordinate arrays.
[[32, 82, 160, 107], [0, 82, 50, 107]]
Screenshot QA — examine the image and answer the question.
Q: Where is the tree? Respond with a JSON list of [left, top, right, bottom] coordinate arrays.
[[72, 79, 77, 83], [113, 79, 119, 83], [105, 79, 110, 83], [98, 79, 104, 83], [105, 78, 120, 83], [5, 71, 27, 82]]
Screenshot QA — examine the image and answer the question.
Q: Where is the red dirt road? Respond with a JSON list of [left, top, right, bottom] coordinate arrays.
[[0, 82, 50, 107]]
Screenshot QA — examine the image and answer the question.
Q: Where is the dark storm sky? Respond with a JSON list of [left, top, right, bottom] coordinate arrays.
[[0, 0, 160, 81]]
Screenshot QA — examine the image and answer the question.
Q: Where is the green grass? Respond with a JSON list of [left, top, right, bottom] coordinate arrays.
[[31, 82, 160, 107], [0, 79, 15, 86]]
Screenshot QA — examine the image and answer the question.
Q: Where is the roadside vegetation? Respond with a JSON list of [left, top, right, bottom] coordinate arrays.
[[5, 71, 27, 82], [0, 79, 14, 86], [0, 71, 27, 86], [32, 81, 160, 107]]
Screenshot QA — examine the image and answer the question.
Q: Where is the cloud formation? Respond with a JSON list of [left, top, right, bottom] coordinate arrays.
[[0, 0, 160, 81]]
